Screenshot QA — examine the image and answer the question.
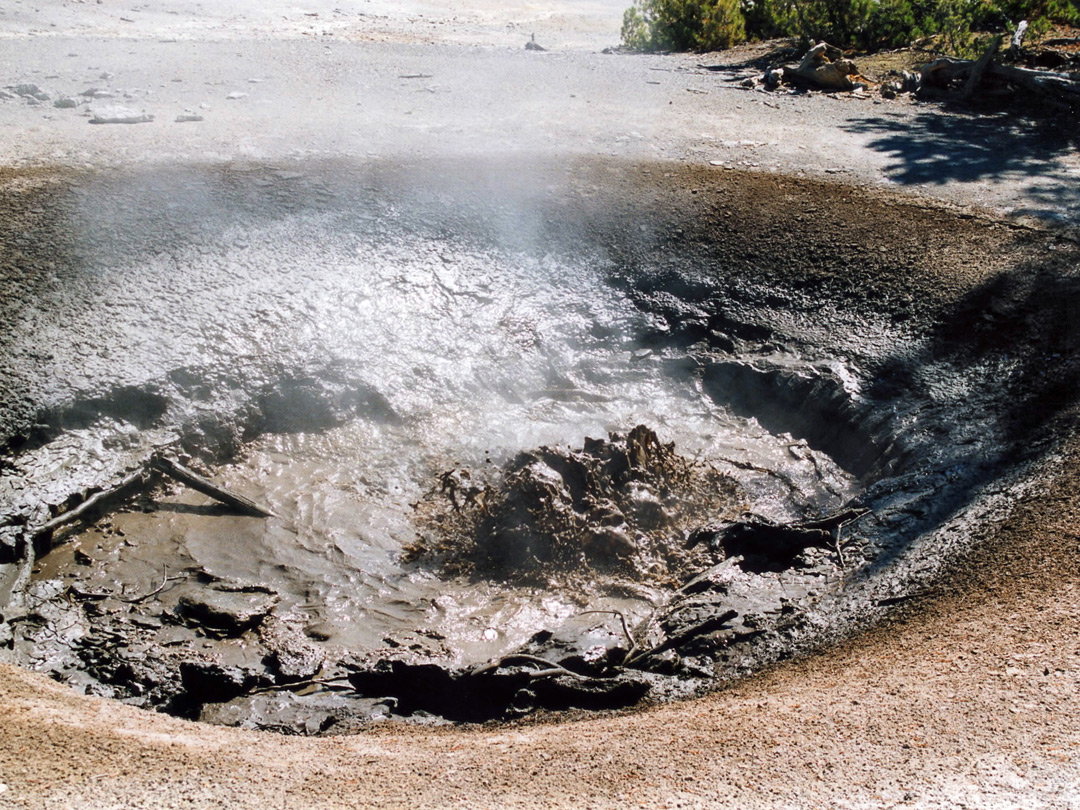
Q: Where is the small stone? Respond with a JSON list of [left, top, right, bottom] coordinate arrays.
[[12, 83, 50, 100], [259, 616, 325, 680], [53, 97, 79, 109], [88, 105, 154, 124], [174, 114, 204, 123], [225, 91, 247, 100]]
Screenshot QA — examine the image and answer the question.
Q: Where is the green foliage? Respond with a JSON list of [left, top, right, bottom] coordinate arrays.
[[622, 0, 1080, 53], [789, 0, 877, 47], [621, 0, 747, 51]]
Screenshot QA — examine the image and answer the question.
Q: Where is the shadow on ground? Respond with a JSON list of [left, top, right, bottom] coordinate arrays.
[[844, 110, 1080, 221]]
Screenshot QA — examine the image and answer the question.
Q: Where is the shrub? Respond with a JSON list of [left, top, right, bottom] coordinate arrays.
[[621, 0, 1080, 54], [622, 0, 747, 51]]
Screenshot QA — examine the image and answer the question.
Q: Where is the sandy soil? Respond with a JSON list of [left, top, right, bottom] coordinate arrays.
[[2, 2, 1080, 808]]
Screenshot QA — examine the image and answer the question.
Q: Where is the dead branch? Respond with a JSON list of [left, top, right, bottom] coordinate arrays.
[[624, 609, 738, 667], [152, 455, 274, 518], [33, 466, 147, 541], [677, 555, 743, 595], [469, 654, 592, 681], [250, 675, 354, 694], [922, 50, 1080, 111], [963, 35, 1001, 99]]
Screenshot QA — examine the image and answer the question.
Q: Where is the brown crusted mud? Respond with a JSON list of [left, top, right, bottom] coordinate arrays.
[[408, 425, 744, 585]]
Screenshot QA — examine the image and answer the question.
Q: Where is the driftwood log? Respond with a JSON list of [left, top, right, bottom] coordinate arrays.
[[31, 454, 275, 546], [32, 466, 148, 544], [921, 36, 1080, 112]]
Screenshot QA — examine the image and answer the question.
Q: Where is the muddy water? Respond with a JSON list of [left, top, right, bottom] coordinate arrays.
[[35, 214, 857, 669]]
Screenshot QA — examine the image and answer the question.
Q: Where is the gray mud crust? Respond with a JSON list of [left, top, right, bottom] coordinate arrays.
[[1, 157, 1076, 732]]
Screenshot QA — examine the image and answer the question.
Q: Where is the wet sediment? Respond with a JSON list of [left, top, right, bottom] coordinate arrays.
[[1, 157, 1076, 732]]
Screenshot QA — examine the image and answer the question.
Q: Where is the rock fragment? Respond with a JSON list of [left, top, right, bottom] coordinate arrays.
[[88, 105, 154, 124], [10, 83, 50, 101], [259, 616, 325, 681], [176, 586, 278, 634]]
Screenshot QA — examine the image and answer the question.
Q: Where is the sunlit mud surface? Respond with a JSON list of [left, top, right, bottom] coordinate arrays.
[[21, 221, 855, 725], [3, 158, 1066, 732]]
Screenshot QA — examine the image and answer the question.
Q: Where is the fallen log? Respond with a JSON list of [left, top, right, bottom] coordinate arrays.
[[921, 52, 1080, 111], [152, 455, 274, 518], [990, 63, 1080, 101]]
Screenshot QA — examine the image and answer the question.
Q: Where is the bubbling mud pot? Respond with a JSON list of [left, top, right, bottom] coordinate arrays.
[[1, 157, 1075, 733]]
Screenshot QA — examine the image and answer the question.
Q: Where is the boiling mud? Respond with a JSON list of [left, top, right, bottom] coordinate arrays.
[[40, 215, 857, 665]]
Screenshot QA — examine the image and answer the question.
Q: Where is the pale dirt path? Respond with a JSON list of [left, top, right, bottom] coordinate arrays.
[[1, 1, 1077, 221]]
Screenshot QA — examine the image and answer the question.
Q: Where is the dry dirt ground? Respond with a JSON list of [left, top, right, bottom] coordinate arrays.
[[2, 2, 1080, 808]]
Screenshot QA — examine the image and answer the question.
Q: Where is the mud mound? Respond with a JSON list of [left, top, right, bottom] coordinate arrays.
[[409, 426, 745, 585]]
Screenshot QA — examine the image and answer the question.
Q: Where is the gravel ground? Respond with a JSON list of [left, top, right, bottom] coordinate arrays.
[[1, 1, 1079, 808]]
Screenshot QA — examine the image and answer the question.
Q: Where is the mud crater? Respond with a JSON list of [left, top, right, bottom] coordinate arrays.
[[1, 158, 1070, 733]]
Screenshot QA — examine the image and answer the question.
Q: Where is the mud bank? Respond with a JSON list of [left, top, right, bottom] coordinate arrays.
[[1, 157, 1076, 732]]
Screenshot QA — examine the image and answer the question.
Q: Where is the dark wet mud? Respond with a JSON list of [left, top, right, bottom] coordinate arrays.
[[1, 157, 1076, 733]]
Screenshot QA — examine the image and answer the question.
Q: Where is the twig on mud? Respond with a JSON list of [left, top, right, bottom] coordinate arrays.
[[469, 654, 593, 681], [68, 565, 186, 603], [121, 565, 186, 603], [574, 609, 640, 660], [250, 675, 354, 694]]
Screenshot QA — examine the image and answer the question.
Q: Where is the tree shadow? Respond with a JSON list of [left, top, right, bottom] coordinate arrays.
[[843, 110, 1080, 218], [855, 240, 1080, 582]]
